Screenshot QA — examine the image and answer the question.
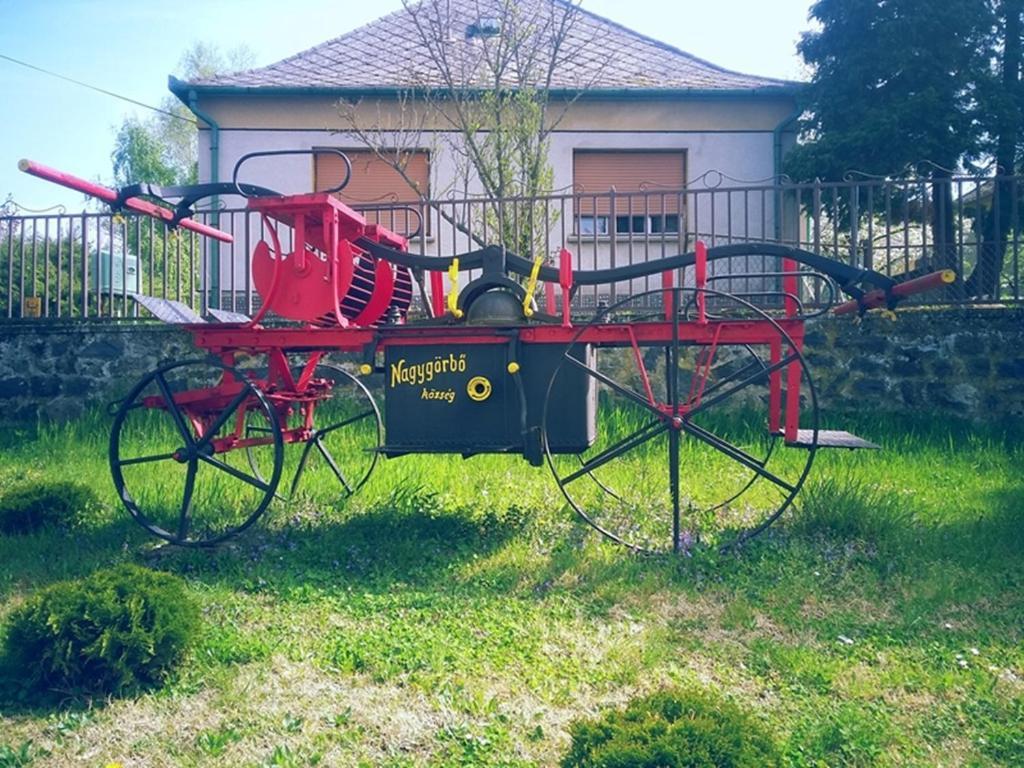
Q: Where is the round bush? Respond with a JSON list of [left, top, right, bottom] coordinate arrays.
[[0, 481, 99, 534], [561, 688, 780, 768], [1, 564, 200, 695]]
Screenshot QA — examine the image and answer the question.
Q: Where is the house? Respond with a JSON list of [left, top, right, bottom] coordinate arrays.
[[170, 0, 800, 304]]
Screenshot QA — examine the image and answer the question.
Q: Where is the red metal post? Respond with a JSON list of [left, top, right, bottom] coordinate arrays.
[[661, 268, 674, 321], [429, 270, 445, 318], [782, 257, 798, 317], [559, 248, 573, 327], [784, 337, 802, 442], [545, 279, 556, 315], [768, 338, 782, 434]]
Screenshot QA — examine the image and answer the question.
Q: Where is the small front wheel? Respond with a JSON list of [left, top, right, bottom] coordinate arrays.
[[109, 357, 284, 546]]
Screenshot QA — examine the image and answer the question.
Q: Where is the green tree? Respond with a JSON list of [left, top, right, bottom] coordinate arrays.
[[785, 0, 1024, 296], [338, 0, 598, 260], [110, 42, 255, 187], [112, 117, 183, 187], [970, 0, 1024, 295]]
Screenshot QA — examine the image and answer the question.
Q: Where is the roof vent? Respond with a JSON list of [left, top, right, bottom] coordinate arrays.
[[466, 17, 501, 38]]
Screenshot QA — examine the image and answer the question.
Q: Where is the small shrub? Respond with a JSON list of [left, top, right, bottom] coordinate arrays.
[[1, 564, 200, 696], [788, 476, 910, 542], [0, 481, 99, 534], [561, 688, 780, 768]]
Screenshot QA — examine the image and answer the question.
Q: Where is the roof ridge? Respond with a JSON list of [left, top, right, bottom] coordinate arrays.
[[182, 0, 799, 92]]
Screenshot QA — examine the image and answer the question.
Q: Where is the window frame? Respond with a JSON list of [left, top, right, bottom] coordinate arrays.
[[572, 149, 687, 239]]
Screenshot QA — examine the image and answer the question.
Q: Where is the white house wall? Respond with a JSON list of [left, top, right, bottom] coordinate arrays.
[[199, 126, 785, 302]]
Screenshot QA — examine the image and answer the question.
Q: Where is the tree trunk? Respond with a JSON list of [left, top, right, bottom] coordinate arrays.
[[930, 171, 965, 298], [966, 0, 1022, 297]]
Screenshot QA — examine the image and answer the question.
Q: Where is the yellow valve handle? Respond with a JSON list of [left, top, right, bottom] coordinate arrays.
[[447, 258, 463, 318], [522, 256, 543, 318]]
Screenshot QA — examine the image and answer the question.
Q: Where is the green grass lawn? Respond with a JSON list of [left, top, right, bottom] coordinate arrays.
[[0, 407, 1021, 767]]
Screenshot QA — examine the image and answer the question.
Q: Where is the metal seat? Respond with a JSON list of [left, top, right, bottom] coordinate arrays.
[[785, 429, 880, 450], [129, 293, 205, 324]]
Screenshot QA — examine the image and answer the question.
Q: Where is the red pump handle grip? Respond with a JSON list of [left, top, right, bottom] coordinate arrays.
[[18, 159, 234, 244], [834, 269, 956, 316]]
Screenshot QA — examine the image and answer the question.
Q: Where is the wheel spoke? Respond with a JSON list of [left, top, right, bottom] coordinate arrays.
[[564, 354, 664, 419], [687, 352, 800, 418], [178, 460, 197, 540], [155, 373, 194, 446], [679, 420, 795, 493], [196, 386, 252, 450], [317, 409, 375, 437], [289, 440, 316, 496], [669, 429, 681, 552], [669, 289, 681, 412], [314, 438, 353, 493], [118, 451, 177, 466], [198, 453, 273, 493], [561, 421, 667, 485]]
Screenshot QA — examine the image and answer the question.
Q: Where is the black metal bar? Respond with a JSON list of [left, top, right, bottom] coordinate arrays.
[[561, 421, 667, 486], [317, 410, 375, 435], [687, 352, 800, 418], [5, 218, 14, 318], [118, 451, 178, 466], [155, 373, 195, 447], [680, 420, 795, 493], [290, 440, 316, 497], [199, 454, 273, 493], [195, 386, 252, 450], [80, 212, 88, 317], [178, 460, 197, 539], [564, 353, 665, 420], [314, 438, 352, 493]]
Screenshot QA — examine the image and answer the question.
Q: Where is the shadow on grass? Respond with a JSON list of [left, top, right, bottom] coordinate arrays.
[[0, 517, 150, 602], [135, 491, 532, 596]]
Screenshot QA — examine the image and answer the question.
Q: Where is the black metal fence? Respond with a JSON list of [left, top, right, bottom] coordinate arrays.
[[2, 174, 1020, 320]]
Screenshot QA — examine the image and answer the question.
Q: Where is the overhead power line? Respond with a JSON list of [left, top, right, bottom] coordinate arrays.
[[0, 53, 197, 124]]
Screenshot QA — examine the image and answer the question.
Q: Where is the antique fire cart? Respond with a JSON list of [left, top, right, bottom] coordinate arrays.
[[20, 153, 953, 553]]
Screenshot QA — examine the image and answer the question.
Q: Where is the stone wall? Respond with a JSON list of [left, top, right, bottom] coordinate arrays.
[[0, 306, 1021, 423], [0, 322, 194, 422], [804, 306, 1024, 418]]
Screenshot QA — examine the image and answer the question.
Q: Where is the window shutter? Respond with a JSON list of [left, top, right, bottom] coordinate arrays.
[[574, 151, 685, 215], [315, 149, 429, 233]]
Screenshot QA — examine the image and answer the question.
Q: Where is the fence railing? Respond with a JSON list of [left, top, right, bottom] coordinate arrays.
[[2, 174, 1021, 320]]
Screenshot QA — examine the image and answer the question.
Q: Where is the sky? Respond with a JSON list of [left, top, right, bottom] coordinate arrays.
[[0, 0, 813, 212]]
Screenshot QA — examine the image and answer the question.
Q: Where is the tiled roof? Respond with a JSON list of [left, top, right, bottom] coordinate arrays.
[[183, 0, 795, 93]]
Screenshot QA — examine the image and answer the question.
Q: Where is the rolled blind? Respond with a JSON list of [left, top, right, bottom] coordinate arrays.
[[315, 149, 429, 233], [574, 151, 685, 215]]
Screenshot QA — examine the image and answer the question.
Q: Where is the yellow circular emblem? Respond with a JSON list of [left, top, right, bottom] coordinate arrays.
[[466, 376, 492, 402]]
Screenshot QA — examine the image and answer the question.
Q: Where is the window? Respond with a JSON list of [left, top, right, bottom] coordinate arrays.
[[579, 214, 680, 235], [314, 149, 429, 235], [573, 150, 685, 237], [578, 216, 609, 236]]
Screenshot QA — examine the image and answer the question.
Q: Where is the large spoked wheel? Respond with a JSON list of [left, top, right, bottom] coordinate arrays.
[[543, 287, 818, 554], [246, 362, 382, 501], [110, 357, 284, 546], [570, 343, 775, 510]]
